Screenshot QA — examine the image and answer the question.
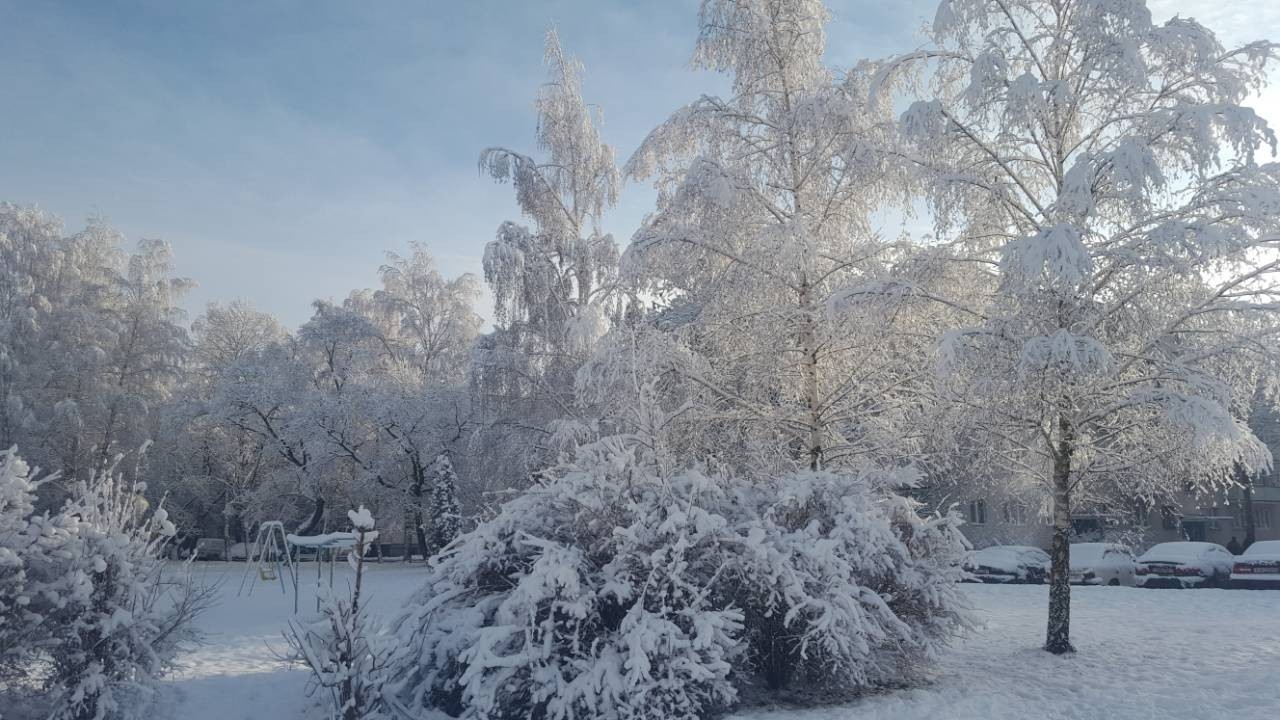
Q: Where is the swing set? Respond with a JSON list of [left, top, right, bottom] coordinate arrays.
[[238, 520, 374, 613], [237, 521, 298, 602]]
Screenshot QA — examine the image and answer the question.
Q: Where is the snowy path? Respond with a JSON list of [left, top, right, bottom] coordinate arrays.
[[163, 563, 1280, 720]]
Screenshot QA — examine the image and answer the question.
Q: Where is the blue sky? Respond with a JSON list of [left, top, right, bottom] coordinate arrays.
[[0, 0, 1274, 328]]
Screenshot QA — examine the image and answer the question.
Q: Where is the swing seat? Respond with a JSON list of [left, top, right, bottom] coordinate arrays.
[[259, 566, 277, 581]]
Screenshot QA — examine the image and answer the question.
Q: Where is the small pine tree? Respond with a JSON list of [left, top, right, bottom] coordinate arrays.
[[426, 454, 460, 555]]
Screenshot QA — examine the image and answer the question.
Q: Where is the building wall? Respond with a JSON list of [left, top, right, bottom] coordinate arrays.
[[960, 488, 1280, 552], [957, 496, 1055, 549], [959, 407, 1280, 553], [1145, 486, 1280, 548]]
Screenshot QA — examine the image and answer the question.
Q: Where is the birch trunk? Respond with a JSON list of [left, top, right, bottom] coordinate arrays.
[[1045, 415, 1075, 655]]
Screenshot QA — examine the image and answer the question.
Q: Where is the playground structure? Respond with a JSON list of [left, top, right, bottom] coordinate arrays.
[[238, 521, 296, 600], [238, 521, 376, 613], [287, 530, 377, 612]]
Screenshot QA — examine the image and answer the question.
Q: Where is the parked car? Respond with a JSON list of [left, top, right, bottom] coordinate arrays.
[[1069, 542, 1136, 586], [1231, 540, 1280, 589], [1135, 542, 1233, 588], [228, 542, 250, 561], [967, 545, 1050, 583], [193, 537, 228, 561]]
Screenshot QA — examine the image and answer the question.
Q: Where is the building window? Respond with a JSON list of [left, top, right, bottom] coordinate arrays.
[[1001, 502, 1027, 525], [1233, 505, 1275, 530], [968, 500, 986, 525]]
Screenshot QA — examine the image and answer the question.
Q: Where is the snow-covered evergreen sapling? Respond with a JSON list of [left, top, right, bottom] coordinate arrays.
[[427, 453, 460, 555], [286, 506, 390, 720]]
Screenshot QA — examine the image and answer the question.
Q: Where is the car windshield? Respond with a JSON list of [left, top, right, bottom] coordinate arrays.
[[1243, 540, 1280, 557]]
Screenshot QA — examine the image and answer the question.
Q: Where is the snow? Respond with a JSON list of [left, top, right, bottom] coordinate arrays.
[[1136, 542, 1234, 573], [1068, 543, 1134, 570], [1068, 543, 1108, 566], [969, 545, 1050, 580], [732, 583, 1280, 720], [157, 562, 1280, 720], [1068, 543, 1136, 585], [284, 532, 364, 549], [1136, 542, 1234, 587], [157, 561, 423, 720], [346, 505, 374, 531], [1240, 540, 1280, 558]]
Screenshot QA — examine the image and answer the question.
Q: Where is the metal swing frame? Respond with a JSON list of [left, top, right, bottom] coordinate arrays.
[[237, 520, 299, 601]]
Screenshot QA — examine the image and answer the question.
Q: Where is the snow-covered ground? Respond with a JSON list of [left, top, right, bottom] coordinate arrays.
[[159, 560, 424, 720], [162, 562, 1280, 720]]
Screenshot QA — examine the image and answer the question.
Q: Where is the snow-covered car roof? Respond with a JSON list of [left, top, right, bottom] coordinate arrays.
[[1070, 542, 1121, 557], [1241, 540, 1280, 558], [1138, 542, 1225, 561], [1069, 543, 1129, 566], [972, 545, 1050, 571]]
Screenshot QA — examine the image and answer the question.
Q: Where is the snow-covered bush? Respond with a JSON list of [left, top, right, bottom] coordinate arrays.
[[4, 448, 207, 719], [286, 506, 390, 720], [0, 449, 74, 684], [43, 468, 209, 720], [729, 471, 971, 698], [384, 438, 970, 719]]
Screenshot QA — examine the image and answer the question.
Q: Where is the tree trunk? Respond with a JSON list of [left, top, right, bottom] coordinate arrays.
[[1045, 416, 1075, 655], [223, 515, 232, 562], [798, 281, 822, 471], [1242, 471, 1256, 549], [295, 497, 325, 536], [413, 506, 429, 561], [410, 460, 431, 560]]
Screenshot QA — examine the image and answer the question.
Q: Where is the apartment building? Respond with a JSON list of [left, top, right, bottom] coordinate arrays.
[[957, 406, 1280, 551]]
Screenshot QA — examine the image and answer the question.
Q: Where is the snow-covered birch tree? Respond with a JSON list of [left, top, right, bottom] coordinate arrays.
[[879, 0, 1280, 653], [473, 29, 624, 485], [623, 0, 934, 475]]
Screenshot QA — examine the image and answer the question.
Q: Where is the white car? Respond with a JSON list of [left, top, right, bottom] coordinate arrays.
[[1069, 542, 1136, 586], [228, 542, 250, 561], [967, 545, 1050, 584], [1231, 540, 1280, 589], [1135, 542, 1234, 588], [194, 537, 228, 560]]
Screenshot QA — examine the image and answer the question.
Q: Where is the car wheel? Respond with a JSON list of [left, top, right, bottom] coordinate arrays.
[[1108, 578, 1119, 586]]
